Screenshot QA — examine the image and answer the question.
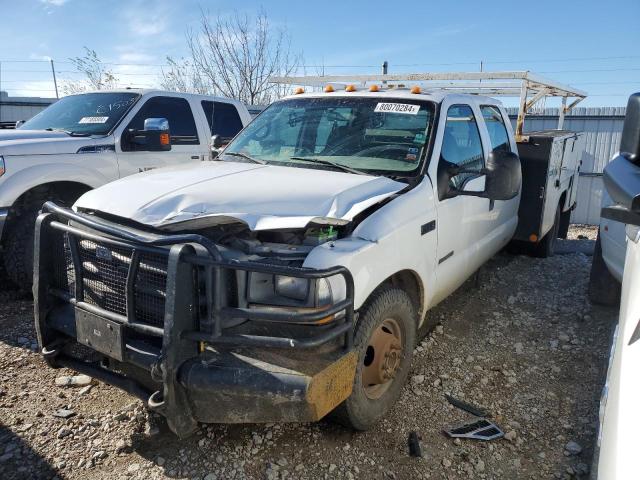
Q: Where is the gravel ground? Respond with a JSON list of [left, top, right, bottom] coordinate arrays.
[[0, 225, 618, 480]]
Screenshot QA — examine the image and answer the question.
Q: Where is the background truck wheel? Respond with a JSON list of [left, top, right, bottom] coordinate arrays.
[[588, 231, 621, 306], [533, 205, 561, 258], [3, 200, 46, 291], [558, 208, 571, 239], [333, 287, 416, 430]]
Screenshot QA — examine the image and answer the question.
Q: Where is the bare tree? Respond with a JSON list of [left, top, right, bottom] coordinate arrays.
[[159, 57, 210, 94], [62, 48, 119, 95], [162, 9, 301, 104]]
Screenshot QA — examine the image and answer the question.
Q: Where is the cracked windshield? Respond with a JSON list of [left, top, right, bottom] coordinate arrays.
[[223, 97, 435, 174]]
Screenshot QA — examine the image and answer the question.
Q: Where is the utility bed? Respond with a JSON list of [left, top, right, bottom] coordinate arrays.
[[515, 130, 586, 243]]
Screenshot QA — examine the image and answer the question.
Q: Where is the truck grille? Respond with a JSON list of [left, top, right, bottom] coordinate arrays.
[[51, 231, 169, 328]]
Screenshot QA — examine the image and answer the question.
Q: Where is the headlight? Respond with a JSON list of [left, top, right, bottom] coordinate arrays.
[[275, 275, 309, 301], [248, 273, 333, 307], [0, 156, 5, 177]]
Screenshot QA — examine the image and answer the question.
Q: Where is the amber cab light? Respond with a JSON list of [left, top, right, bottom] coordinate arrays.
[[369, 84, 380, 92], [410, 86, 421, 94], [294, 87, 305, 94], [345, 84, 356, 92], [324, 85, 335, 93]]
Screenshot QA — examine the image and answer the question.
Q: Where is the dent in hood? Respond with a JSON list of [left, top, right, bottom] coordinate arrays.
[[75, 161, 406, 231]]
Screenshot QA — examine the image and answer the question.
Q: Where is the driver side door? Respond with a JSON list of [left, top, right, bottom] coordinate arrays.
[[432, 103, 492, 304], [116, 95, 203, 177]]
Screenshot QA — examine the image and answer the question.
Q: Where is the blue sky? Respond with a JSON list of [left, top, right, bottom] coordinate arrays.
[[1, 0, 639, 106]]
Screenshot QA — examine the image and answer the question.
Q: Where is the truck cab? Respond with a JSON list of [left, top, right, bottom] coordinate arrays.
[[0, 89, 251, 288], [33, 74, 580, 436]]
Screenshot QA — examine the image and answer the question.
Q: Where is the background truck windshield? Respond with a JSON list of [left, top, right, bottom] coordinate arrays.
[[20, 92, 140, 135], [223, 96, 435, 174]]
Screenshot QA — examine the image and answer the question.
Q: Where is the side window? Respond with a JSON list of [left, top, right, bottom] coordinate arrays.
[[440, 105, 484, 188], [481, 105, 511, 153], [201, 101, 244, 140], [126, 96, 199, 145]]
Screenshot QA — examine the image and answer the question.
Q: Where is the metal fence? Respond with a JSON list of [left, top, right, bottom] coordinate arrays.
[[507, 107, 626, 225]]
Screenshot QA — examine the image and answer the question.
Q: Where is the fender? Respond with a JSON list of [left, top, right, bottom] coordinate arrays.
[[0, 157, 118, 207], [304, 178, 438, 323]]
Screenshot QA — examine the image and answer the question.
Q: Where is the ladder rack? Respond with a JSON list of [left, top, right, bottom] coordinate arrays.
[[270, 71, 587, 141]]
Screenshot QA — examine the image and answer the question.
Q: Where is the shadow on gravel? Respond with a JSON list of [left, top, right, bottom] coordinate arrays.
[[0, 424, 57, 480], [556, 238, 595, 256]]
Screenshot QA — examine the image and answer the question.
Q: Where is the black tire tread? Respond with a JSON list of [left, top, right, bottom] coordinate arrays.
[[3, 187, 53, 290]]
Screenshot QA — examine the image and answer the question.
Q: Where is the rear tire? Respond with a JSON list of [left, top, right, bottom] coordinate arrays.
[[332, 287, 416, 430], [588, 231, 621, 306], [533, 205, 561, 258], [558, 208, 571, 239]]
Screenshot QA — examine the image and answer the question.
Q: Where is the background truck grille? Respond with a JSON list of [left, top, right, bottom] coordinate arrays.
[[51, 231, 169, 328]]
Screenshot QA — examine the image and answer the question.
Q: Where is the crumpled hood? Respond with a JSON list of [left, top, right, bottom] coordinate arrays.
[[0, 129, 93, 155], [75, 161, 406, 230]]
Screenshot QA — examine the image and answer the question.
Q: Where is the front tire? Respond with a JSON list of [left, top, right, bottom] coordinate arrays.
[[333, 288, 416, 430], [3, 204, 42, 290]]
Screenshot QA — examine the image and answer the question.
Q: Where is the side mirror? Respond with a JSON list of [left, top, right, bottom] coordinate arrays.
[[602, 93, 640, 216], [438, 150, 521, 201], [483, 150, 522, 201], [621, 92, 640, 164], [126, 117, 171, 151]]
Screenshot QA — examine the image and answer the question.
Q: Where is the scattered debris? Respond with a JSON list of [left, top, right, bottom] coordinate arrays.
[[78, 384, 94, 395], [55, 374, 93, 387], [445, 394, 490, 418], [408, 431, 423, 457], [445, 419, 504, 441], [52, 408, 76, 419], [564, 440, 583, 456]]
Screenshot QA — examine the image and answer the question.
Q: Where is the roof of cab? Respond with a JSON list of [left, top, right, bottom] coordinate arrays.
[[279, 88, 503, 107], [66, 88, 245, 105]]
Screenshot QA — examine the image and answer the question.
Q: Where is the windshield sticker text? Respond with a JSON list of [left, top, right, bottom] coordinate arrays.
[[374, 103, 420, 115], [79, 116, 109, 124]]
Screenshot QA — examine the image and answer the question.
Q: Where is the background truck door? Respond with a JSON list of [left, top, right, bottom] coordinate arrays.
[[116, 95, 204, 176], [432, 103, 493, 304]]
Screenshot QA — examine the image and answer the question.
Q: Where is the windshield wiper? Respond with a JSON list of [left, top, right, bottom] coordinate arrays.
[[222, 152, 267, 165], [45, 128, 90, 137], [290, 157, 366, 175]]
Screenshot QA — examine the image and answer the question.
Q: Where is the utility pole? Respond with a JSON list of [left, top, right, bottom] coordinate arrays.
[[50, 59, 59, 99], [382, 60, 388, 85]]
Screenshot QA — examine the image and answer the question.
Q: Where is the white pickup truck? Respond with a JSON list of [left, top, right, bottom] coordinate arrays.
[[0, 89, 251, 288], [33, 73, 585, 437]]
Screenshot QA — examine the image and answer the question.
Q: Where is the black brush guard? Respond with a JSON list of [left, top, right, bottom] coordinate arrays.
[[34, 202, 355, 437]]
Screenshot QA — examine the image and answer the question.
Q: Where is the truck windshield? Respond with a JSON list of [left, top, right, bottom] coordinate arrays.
[[223, 96, 435, 175], [20, 92, 140, 136]]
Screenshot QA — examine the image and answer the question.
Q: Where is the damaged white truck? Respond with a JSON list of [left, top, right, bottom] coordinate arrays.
[[34, 72, 586, 437]]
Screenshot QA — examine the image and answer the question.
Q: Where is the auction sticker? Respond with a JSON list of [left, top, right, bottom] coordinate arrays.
[[79, 116, 109, 124], [374, 103, 420, 115]]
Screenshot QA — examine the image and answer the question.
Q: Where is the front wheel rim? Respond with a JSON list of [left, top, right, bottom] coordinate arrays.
[[362, 318, 403, 400]]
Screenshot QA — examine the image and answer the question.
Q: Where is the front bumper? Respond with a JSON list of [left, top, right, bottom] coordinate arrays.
[[34, 202, 356, 437]]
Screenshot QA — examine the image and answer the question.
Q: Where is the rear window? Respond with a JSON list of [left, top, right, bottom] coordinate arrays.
[[201, 101, 244, 140]]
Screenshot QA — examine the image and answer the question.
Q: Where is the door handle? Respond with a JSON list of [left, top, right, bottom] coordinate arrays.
[[191, 155, 199, 160]]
